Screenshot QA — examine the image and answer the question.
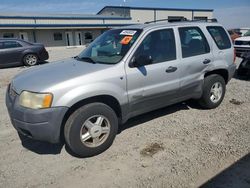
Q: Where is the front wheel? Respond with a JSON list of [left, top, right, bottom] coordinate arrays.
[[64, 103, 118, 157], [23, 54, 38, 66], [198, 74, 226, 109]]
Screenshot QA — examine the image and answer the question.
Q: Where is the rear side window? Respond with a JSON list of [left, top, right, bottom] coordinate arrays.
[[179, 27, 210, 58], [4, 41, 22, 49], [207, 26, 231, 50]]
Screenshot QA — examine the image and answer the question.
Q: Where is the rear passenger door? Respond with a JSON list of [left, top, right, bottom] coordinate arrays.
[[177, 26, 213, 98], [126, 28, 180, 116]]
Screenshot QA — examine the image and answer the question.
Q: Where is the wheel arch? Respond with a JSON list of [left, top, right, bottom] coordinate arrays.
[[22, 51, 39, 63], [60, 95, 123, 141], [204, 69, 229, 84]]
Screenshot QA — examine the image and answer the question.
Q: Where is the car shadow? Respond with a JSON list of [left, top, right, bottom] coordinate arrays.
[[38, 60, 49, 65], [18, 133, 64, 155], [119, 101, 197, 133], [233, 69, 250, 81], [200, 153, 250, 188]]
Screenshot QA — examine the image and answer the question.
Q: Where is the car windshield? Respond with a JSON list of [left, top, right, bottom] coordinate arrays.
[[244, 30, 250, 36], [78, 29, 142, 64]]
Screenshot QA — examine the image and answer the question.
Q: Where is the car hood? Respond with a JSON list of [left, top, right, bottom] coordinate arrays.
[[235, 36, 250, 41], [12, 58, 111, 94]]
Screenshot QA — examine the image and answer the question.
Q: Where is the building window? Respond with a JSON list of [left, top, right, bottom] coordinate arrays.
[[0, 42, 4, 49], [85, 32, 93, 40], [3, 33, 14, 38], [85, 32, 93, 43], [54, 33, 63, 41], [194, 17, 208, 21], [168, 16, 185, 22]]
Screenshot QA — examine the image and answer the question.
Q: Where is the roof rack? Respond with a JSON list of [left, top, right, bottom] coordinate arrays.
[[145, 18, 187, 24], [145, 18, 217, 24], [190, 18, 218, 23]]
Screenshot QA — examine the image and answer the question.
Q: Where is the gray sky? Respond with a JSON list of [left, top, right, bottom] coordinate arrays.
[[0, 0, 249, 29], [214, 6, 250, 29]]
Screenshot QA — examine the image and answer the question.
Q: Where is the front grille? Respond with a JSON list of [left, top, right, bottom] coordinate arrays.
[[235, 40, 250, 46]]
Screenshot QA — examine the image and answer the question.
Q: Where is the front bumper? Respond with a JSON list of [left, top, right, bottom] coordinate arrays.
[[39, 49, 49, 61], [6, 87, 68, 143]]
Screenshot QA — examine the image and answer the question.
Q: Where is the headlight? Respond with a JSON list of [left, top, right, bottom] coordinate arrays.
[[19, 91, 53, 109]]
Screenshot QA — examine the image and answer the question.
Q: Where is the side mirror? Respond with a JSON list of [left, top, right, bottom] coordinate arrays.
[[129, 55, 152, 68]]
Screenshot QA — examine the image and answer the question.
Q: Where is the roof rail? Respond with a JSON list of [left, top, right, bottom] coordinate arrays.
[[190, 18, 218, 23], [145, 17, 187, 24], [145, 18, 217, 24]]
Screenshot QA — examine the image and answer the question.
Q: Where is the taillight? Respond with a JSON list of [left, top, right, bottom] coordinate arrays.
[[233, 48, 236, 63]]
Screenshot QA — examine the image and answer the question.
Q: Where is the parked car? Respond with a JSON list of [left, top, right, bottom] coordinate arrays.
[[238, 52, 250, 77], [234, 29, 250, 57], [0, 38, 49, 68], [6, 21, 236, 157], [228, 29, 241, 41]]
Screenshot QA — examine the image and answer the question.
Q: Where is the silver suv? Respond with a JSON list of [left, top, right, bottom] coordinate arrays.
[[6, 21, 236, 157]]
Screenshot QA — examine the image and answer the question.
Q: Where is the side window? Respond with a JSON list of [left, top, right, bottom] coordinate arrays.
[[4, 41, 22, 49], [207, 26, 231, 50], [134, 29, 176, 64], [179, 27, 210, 58]]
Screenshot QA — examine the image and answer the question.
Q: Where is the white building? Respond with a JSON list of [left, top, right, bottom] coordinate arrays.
[[0, 6, 213, 47]]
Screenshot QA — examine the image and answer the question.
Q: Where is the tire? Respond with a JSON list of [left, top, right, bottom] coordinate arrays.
[[198, 74, 226, 109], [23, 54, 38, 66], [64, 103, 118, 157]]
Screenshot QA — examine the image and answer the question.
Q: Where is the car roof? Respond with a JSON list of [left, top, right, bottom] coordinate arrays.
[[119, 21, 222, 31]]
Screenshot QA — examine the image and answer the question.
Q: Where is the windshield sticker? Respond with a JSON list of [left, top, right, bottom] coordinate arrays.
[[120, 30, 137, 36], [120, 36, 133, 45]]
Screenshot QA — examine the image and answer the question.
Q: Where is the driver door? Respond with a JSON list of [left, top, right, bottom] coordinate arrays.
[[125, 28, 180, 117]]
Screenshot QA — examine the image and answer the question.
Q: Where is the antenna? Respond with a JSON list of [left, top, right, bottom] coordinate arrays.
[[122, 0, 126, 17]]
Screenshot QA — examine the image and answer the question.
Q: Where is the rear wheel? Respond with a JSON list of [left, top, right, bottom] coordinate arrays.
[[64, 103, 118, 157], [23, 54, 38, 66], [198, 74, 226, 109]]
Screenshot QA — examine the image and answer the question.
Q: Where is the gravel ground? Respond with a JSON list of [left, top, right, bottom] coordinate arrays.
[[0, 47, 249, 188]]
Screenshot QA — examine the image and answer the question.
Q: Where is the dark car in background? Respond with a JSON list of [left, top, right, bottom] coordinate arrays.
[[238, 52, 250, 77], [0, 38, 49, 68]]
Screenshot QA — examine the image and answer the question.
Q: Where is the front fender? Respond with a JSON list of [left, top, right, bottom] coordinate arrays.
[[52, 82, 128, 108]]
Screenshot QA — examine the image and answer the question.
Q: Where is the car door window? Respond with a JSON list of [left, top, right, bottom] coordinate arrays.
[[207, 26, 231, 50], [134, 29, 176, 64], [4, 41, 22, 49], [179, 27, 210, 58]]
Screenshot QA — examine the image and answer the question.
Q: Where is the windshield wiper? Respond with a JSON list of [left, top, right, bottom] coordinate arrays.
[[74, 56, 97, 64]]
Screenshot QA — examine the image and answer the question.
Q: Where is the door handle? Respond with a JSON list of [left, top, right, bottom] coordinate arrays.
[[165, 66, 177, 73], [203, 59, 211, 64]]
